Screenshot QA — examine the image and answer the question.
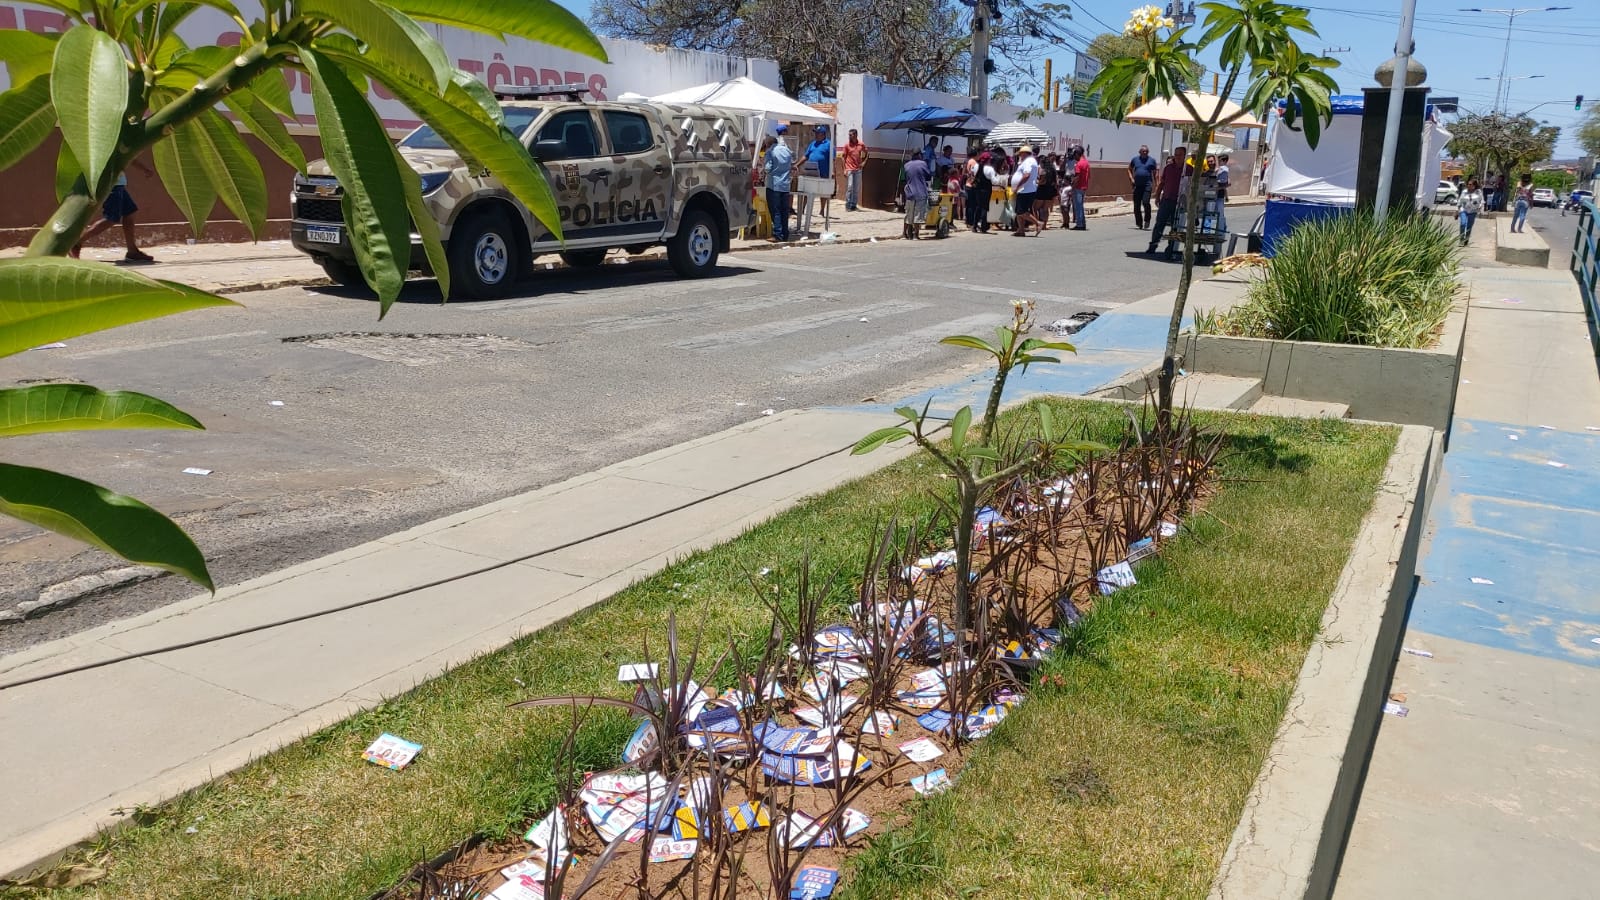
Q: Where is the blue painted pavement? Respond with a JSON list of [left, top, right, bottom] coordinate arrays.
[[1410, 418, 1600, 667]]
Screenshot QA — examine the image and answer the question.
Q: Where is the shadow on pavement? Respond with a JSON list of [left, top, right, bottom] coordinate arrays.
[[307, 261, 763, 307]]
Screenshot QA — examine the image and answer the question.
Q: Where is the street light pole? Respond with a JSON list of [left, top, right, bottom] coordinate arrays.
[[1476, 73, 1543, 110], [1374, 0, 1417, 221], [1458, 7, 1571, 112]]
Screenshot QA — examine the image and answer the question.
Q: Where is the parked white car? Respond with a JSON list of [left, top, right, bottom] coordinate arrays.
[[1531, 187, 1557, 207], [1435, 180, 1458, 204]]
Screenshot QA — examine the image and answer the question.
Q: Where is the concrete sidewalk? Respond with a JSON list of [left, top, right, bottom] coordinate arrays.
[[1333, 220, 1600, 898], [0, 266, 1229, 878]]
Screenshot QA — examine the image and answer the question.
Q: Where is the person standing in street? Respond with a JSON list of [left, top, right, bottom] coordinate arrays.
[[1009, 144, 1041, 236], [1510, 174, 1533, 232], [1034, 152, 1058, 231], [1147, 146, 1187, 255], [1457, 178, 1485, 246], [1215, 153, 1232, 234], [1128, 144, 1158, 229], [71, 160, 156, 262], [800, 124, 832, 225], [840, 128, 867, 211], [966, 151, 996, 233], [901, 154, 931, 240], [1070, 146, 1090, 231], [922, 136, 938, 166], [762, 133, 794, 242]]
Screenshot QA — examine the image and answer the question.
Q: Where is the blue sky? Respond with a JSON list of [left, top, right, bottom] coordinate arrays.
[[556, 0, 1598, 156]]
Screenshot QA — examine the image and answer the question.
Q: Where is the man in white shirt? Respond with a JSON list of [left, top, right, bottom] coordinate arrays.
[[1009, 145, 1041, 236]]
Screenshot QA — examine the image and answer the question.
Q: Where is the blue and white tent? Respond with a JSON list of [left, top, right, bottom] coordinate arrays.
[[1264, 94, 1450, 208]]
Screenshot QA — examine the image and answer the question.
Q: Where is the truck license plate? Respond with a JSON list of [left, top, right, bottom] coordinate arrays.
[[306, 227, 340, 244]]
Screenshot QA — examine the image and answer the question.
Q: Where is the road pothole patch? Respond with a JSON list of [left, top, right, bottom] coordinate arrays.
[[281, 332, 537, 366]]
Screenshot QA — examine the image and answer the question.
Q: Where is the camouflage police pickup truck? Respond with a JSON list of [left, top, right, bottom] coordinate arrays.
[[290, 88, 755, 299]]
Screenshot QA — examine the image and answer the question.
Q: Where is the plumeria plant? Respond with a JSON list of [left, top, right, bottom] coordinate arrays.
[[1088, 1, 1338, 427]]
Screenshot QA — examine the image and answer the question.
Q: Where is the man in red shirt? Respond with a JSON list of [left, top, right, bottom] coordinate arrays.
[[840, 128, 868, 211], [1070, 146, 1091, 231], [1146, 146, 1187, 255]]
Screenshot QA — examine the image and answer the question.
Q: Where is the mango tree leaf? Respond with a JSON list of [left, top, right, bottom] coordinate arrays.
[[191, 107, 268, 238], [392, 143, 450, 300], [384, 0, 607, 60], [0, 384, 203, 436], [222, 88, 305, 171], [298, 47, 411, 308], [300, 0, 449, 93], [0, 29, 60, 84], [51, 24, 128, 187], [0, 257, 237, 358], [0, 463, 211, 590], [325, 48, 562, 240], [939, 334, 999, 355], [152, 114, 219, 236], [852, 426, 911, 455], [0, 76, 56, 171]]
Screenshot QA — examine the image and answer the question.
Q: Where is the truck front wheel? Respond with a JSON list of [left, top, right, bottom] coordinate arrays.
[[667, 209, 719, 278], [318, 257, 367, 290], [448, 211, 521, 299]]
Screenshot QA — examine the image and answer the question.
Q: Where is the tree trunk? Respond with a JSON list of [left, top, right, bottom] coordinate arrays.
[[952, 478, 977, 635], [1157, 151, 1209, 431]]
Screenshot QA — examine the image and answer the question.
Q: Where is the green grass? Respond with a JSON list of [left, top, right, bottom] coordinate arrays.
[[5, 402, 1396, 900], [843, 407, 1396, 899], [1197, 209, 1461, 349]]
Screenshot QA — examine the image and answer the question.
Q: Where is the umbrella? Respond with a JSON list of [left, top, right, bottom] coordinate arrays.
[[1125, 92, 1265, 129], [986, 121, 1051, 149]]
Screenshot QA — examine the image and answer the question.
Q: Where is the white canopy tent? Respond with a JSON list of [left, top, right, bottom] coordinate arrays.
[[1265, 96, 1451, 208]]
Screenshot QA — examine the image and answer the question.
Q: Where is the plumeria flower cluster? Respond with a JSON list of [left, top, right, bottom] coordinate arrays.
[[1123, 4, 1176, 36]]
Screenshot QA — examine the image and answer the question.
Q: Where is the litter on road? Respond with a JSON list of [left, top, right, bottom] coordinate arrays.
[[1401, 646, 1434, 658], [181, 467, 213, 476], [362, 733, 422, 770], [1382, 701, 1409, 718], [1469, 577, 1494, 585]]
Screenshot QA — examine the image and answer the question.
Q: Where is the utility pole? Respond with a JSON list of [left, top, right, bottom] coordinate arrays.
[[1374, 0, 1417, 221], [1476, 73, 1543, 110], [1458, 6, 1570, 112], [968, 0, 993, 116]]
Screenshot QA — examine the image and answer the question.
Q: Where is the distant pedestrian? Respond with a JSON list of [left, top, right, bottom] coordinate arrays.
[[1034, 153, 1058, 230], [1511, 174, 1533, 232], [1057, 153, 1075, 226], [1215, 153, 1232, 234], [965, 151, 997, 233], [946, 164, 965, 224], [762, 134, 793, 241], [902, 154, 931, 239], [800, 124, 832, 223], [937, 144, 956, 172], [1010, 144, 1041, 236], [1457, 178, 1484, 246], [922, 136, 938, 166], [840, 128, 867, 211], [1147, 146, 1187, 255], [1070, 146, 1090, 231], [71, 161, 156, 263], [1129, 144, 1157, 229]]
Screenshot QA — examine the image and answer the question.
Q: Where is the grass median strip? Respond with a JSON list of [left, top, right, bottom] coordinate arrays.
[[8, 401, 1395, 900]]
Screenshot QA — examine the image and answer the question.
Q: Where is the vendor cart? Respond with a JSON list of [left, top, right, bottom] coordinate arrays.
[[923, 191, 955, 238], [1158, 175, 1226, 262]]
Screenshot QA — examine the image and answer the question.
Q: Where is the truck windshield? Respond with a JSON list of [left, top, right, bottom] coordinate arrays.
[[400, 106, 543, 149]]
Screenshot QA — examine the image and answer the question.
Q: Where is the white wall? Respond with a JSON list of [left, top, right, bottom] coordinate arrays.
[[0, 1, 781, 132], [836, 73, 1166, 162]]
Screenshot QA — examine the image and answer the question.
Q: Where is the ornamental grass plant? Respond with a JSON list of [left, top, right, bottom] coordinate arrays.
[[1200, 210, 1461, 348]]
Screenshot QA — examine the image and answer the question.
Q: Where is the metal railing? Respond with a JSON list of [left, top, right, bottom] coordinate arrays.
[[1573, 198, 1599, 361]]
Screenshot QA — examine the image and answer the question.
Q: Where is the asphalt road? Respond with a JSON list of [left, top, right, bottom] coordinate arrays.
[[1526, 203, 1579, 272], [1, 219, 1183, 651]]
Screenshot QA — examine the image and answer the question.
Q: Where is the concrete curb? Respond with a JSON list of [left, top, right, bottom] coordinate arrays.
[[1208, 423, 1436, 900], [1492, 216, 1551, 267]]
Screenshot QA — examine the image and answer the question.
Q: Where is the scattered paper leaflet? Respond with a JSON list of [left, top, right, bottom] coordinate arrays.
[[362, 733, 421, 771]]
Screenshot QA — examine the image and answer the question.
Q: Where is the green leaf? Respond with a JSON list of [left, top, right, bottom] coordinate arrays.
[[300, 0, 449, 93], [393, 142, 450, 300], [222, 88, 306, 172], [0, 257, 237, 358], [0, 28, 60, 84], [0, 463, 212, 590], [1018, 338, 1077, 354], [152, 115, 219, 236], [324, 47, 562, 240], [0, 384, 203, 436], [965, 445, 1001, 462], [1037, 404, 1055, 440], [0, 75, 56, 171], [191, 107, 268, 238], [247, 69, 298, 120], [950, 405, 972, 452], [51, 24, 128, 187], [55, 140, 82, 204], [383, 0, 607, 61], [852, 426, 911, 455], [893, 405, 922, 422], [939, 334, 999, 355], [299, 47, 412, 308]]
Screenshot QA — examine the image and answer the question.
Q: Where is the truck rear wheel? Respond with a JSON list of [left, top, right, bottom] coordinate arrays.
[[448, 211, 521, 299], [667, 209, 719, 278]]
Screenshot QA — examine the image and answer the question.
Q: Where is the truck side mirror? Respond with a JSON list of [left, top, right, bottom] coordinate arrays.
[[533, 138, 566, 160]]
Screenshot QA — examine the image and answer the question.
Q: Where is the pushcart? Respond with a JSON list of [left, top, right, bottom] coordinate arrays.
[[1159, 175, 1226, 262], [923, 192, 955, 238]]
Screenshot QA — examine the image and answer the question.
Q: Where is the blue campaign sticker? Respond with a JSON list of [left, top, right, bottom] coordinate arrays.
[[790, 865, 840, 899]]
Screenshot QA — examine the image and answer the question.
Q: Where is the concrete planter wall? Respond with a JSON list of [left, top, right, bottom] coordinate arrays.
[[1180, 299, 1467, 430]]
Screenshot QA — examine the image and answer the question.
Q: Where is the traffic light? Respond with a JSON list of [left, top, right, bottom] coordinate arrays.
[[1578, 95, 1585, 110]]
